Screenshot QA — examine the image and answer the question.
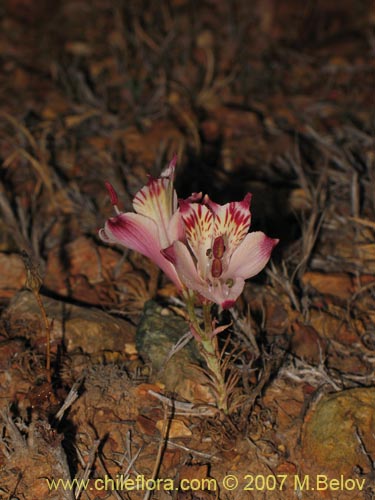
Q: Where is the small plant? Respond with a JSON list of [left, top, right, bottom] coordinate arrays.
[[100, 156, 278, 413]]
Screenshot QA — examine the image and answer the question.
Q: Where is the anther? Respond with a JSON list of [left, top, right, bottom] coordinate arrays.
[[105, 181, 120, 215], [212, 236, 225, 259], [225, 278, 234, 288], [211, 258, 223, 278]]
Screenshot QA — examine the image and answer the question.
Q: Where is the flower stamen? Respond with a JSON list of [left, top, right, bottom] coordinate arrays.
[[225, 278, 234, 288], [211, 258, 223, 278], [105, 181, 121, 215], [212, 235, 225, 259]]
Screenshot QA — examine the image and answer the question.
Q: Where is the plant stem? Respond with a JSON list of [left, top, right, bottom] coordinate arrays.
[[185, 295, 228, 413]]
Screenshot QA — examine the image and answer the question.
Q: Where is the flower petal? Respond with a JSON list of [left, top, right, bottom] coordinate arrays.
[[132, 159, 177, 248], [223, 231, 279, 280], [100, 212, 182, 288], [204, 277, 245, 308], [166, 242, 245, 308], [163, 241, 206, 292], [179, 199, 213, 278], [167, 209, 185, 243], [161, 153, 177, 179], [204, 193, 252, 255]]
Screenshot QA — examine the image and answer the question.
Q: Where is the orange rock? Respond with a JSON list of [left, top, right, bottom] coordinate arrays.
[[135, 383, 163, 398], [156, 418, 192, 438], [301, 272, 354, 300], [179, 464, 209, 481], [45, 236, 132, 302], [309, 309, 360, 344], [5, 290, 136, 354], [136, 415, 157, 436], [263, 378, 305, 433], [161, 449, 181, 470], [291, 322, 327, 362], [276, 461, 297, 474], [302, 388, 375, 476], [0, 253, 25, 299]]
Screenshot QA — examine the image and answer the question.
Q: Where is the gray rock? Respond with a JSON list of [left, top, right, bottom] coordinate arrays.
[[136, 301, 214, 403]]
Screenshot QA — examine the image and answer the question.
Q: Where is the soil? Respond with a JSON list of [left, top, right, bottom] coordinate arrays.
[[0, 1, 374, 499]]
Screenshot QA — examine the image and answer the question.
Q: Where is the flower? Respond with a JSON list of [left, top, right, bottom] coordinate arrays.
[[99, 156, 184, 289], [163, 193, 278, 308], [100, 156, 278, 309]]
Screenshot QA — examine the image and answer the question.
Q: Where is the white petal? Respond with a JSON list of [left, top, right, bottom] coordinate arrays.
[[132, 176, 175, 248], [179, 199, 214, 279], [170, 242, 245, 308], [223, 232, 279, 279], [170, 241, 206, 291], [205, 193, 252, 255]]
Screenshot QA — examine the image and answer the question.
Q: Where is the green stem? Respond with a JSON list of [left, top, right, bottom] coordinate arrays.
[[185, 295, 228, 413]]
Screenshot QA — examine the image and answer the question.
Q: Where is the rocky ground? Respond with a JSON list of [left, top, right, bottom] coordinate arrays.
[[0, 0, 374, 499]]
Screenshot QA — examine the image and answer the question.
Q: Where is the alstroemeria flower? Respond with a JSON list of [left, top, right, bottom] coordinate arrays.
[[164, 194, 278, 308], [99, 156, 184, 289]]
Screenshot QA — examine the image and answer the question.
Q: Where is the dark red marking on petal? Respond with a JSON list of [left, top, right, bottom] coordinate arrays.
[[161, 244, 177, 264], [107, 215, 130, 232], [204, 208, 211, 222], [222, 299, 236, 309], [211, 258, 222, 278]]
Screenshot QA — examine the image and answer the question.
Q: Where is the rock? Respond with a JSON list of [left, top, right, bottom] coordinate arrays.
[[309, 309, 361, 344], [0, 413, 73, 500], [301, 388, 375, 475], [5, 290, 136, 355], [45, 236, 132, 305], [301, 272, 354, 300], [136, 301, 214, 404], [156, 418, 192, 438], [0, 253, 26, 299], [291, 321, 327, 363]]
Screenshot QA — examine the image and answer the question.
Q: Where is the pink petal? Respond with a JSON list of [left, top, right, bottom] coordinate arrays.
[[223, 232, 279, 280], [164, 241, 205, 292], [205, 193, 252, 255], [205, 278, 245, 308], [161, 154, 177, 178], [167, 209, 185, 243], [100, 213, 182, 289]]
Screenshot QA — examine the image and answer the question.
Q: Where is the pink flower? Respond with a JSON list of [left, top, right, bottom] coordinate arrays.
[[100, 156, 278, 309], [163, 194, 278, 308], [99, 156, 185, 289]]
